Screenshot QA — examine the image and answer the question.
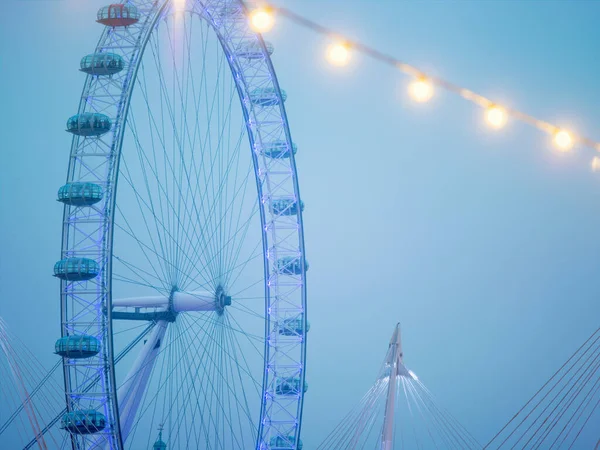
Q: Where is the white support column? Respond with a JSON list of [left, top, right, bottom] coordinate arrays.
[[91, 320, 169, 450], [381, 323, 403, 450], [117, 321, 168, 442]]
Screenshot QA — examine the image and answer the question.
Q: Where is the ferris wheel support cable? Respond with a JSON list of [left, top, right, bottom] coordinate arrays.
[[222, 324, 238, 447], [0, 347, 34, 448], [118, 126, 201, 287], [0, 362, 29, 436], [0, 319, 67, 438], [113, 248, 167, 287], [6, 362, 47, 449], [189, 321, 219, 446], [188, 319, 255, 432], [223, 317, 259, 418], [485, 327, 600, 448], [221, 319, 248, 446], [117, 136, 175, 286], [0, 353, 60, 448], [552, 364, 600, 449], [127, 91, 181, 283], [130, 66, 223, 285], [175, 323, 226, 446], [22, 323, 155, 450], [190, 323, 221, 448], [172, 326, 190, 446], [167, 22, 193, 278], [0, 357, 61, 435], [113, 274, 165, 292], [143, 37, 196, 271], [134, 40, 238, 279], [182, 318, 225, 444], [222, 316, 263, 400], [174, 66, 215, 273], [0, 323, 48, 450], [533, 355, 600, 449], [114, 194, 208, 291], [163, 319, 224, 446], [513, 343, 600, 449], [112, 209, 172, 287], [221, 231, 262, 289], [174, 320, 210, 446], [188, 324, 219, 446], [159, 324, 200, 448], [125, 318, 219, 446], [225, 312, 267, 379], [148, 57, 226, 283], [6, 386, 30, 450], [168, 318, 248, 448], [163, 323, 178, 444]]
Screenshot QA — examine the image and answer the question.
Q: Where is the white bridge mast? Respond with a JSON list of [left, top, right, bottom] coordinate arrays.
[[381, 323, 408, 450]]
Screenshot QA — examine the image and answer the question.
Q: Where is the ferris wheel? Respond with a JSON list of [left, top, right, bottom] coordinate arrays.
[[54, 1, 308, 449]]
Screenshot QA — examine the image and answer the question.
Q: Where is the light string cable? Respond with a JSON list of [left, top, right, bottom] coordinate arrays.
[[246, 3, 600, 158]]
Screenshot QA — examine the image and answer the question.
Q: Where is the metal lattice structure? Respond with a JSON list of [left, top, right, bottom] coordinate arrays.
[[57, 1, 307, 448]]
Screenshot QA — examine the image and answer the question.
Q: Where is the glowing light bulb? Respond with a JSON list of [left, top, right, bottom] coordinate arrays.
[[554, 130, 574, 151], [249, 8, 274, 33], [591, 156, 600, 172], [173, 0, 185, 9], [326, 42, 351, 67], [485, 106, 507, 129], [408, 78, 434, 103]]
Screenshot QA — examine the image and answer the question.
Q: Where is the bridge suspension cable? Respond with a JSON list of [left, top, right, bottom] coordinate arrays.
[[485, 326, 600, 449], [317, 324, 480, 449]]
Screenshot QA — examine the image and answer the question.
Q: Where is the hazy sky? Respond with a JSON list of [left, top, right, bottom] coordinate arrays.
[[1, 0, 600, 448]]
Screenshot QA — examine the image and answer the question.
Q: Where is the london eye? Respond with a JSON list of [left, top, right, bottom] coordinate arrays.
[[55, 1, 308, 448]]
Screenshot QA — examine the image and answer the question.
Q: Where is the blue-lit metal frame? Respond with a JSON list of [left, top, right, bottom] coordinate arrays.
[[59, 1, 307, 449]]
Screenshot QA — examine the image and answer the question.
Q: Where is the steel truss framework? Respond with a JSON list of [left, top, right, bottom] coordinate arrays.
[[59, 1, 307, 448]]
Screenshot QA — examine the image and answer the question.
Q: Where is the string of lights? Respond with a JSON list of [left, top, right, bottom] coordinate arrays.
[[246, 4, 600, 169]]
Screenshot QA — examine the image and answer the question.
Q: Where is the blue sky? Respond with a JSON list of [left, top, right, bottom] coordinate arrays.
[[1, 0, 599, 447]]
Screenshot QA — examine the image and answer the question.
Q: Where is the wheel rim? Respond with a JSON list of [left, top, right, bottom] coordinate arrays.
[[58, 1, 307, 449]]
